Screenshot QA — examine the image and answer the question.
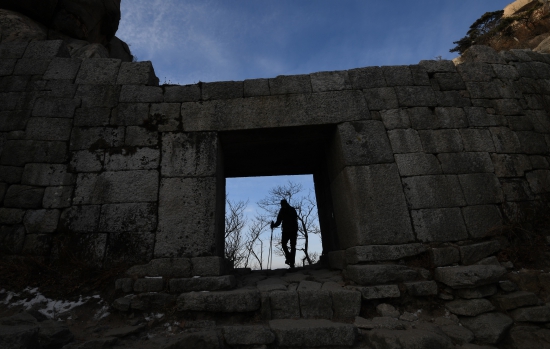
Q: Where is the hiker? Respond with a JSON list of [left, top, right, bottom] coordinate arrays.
[[271, 199, 298, 268]]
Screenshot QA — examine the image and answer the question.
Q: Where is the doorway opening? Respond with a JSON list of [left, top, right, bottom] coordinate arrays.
[[226, 175, 322, 270], [219, 125, 340, 270]]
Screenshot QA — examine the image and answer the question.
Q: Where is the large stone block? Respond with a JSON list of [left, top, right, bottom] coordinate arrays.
[[430, 246, 460, 267], [465, 107, 506, 127], [411, 208, 468, 242], [526, 170, 550, 194], [120, 85, 163, 103], [75, 58, 121, 85], [310, 70, 351, 92], [458, 173, 504, 205], [330, 289, 361, 319], [74, 108, 111, 127], [155, 177, 218, 258], [382, 66, 413, 86], [32, 98, 80, 118], [43, 186, 74, 209], [243, 78, 270, 97], [494, 291, 539, 311], [491, 154, 531, 177], [22, 234, 52, 255], [125, 126, 157, 147], [134, 278, 164, 293], [516, 131, 549, 155], [0, 140, 67, 166], [364, 87, 398, 110], [402, 175, 466, 209], [405, 281, 438, 296], [0, 42, 29, 59], [59, 205, 100, 232], [348, 66, 386, 89], [163, 84, 201, 102], [0, 110, 30, 132], [269, 74, 311, 95], [25, 117, 72, 141], [395, 153, 441, 176], [202, 81, 243, 100], [270, 290, 300, 319], [104, 147, 160, 171], [177, 289, 261, 312], [490, 127, 522, 153], [98, 203, 157, 232], [459, 241, 501, 265], [345, 265, 417, 285], [418, 129, 464, 153], [330, 164, 414, 248], [0, 165, 23, 184], [329, 121, 393, 177], [43, 58, 82, 80], [346, 243, 427, 264], [0, 208, 25, 225], [170, 275, 236, 292], [435, 107, 468, 128], [408, 107, 439, 130], [14, 59, 51, 75], [395, 86, 436, 107], [446, 299, 495, 316], [182, 90, 369, 131], [501, 178, 535, 201], [116, 61, 158, 86], [191, 256, 224, 276], [358, 285, 401, 299], [269, 319, 357, 347], [150, 103, 181, 132], [455, 284, 497, 299], [380, 109, 410, 129], [419, 60, 457, 73], [434, 265, 506, 288], [21, 164, 74, 186], [110, 103, 149, 126], [161, 132, 218, 177], [23, 209, 59, 233], [4, 185, 44, 208], [69, 150, 104, 172], [75, 85, 120, 108], [298, 290, 333, 319], [438, 152, 494, 174], [73, 171, 159, 204], [69, 127, 124, 150], [387, 129, 423, 153], [462, 205, 502, 239]]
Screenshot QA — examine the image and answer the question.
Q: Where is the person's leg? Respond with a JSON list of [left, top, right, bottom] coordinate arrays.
[[289, 231, 297, 268], [281, 231, 291, 264]]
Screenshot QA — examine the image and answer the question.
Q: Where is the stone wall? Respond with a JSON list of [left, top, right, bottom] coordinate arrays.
[[0, 40, 549, 268]]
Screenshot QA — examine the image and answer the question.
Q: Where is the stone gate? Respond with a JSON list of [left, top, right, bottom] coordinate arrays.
[[1, 40, 549, 269]]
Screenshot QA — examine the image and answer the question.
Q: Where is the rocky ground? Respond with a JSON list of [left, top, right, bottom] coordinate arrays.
[[2, 260, 550, 349]]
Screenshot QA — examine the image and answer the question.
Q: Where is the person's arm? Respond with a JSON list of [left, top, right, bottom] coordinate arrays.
[[271, 209, 283, 228]]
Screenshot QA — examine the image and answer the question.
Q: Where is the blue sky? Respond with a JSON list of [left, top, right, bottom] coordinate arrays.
[[117, 0, 514, 268]]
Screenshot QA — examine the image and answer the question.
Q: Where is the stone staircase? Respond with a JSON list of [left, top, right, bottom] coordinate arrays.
[[108, 242, 550, 348]]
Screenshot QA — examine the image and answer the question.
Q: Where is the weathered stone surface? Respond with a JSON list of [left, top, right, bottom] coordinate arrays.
[[133, 278, 164, 293], [438, 152, 494, 174], [269, 290, 300, 319], [125, 126, 157, 147], [170, 275, 236, 293], [269, 74, 311, 95], [164, 84, 201, 102], [366, 329, 454, 349], [37, 319, 74, 349], [69, 150, 103, 172], [511, 306, 550, 322], [75, 59, 121, 85], [0, 110, 30, 132], [202, 81, 243, 100], [330, 289, 361, 319], [4, 185, 44, 208], [104, 147, 160, 171], [412, 208, 469, 242], [110, 103, 149, 126], [460, 129, 496, 152], [155, 177, 217, 258], [177, 288, 260, 312], [462, 205, 502, 239], [21, 164, 74, 186], [161, 132, 218, 177], [115, 278, 134, 293], [458, 173, 504, 205], [257, 278, 287, 292], [395, 153, 441, 176], [0, 208, 25, 225], [376, 303, 400, 318], [43, 57, 82, 81], [402, 175, 466, 209], [446, 299, 495, 316], [346, 243, 426, 264], [297, 280, 321, 291], [460, 313, 513, 344], [22, 234, 52, 255], [98, 203, 157, 232], [331, 164, 414, 248], [435, 265, 506, 289], [0, 322, 40, 349], [358, 285, 401, 299], [26, 117, 73, 141], [182, 91, 369, 131], [491, 154, 532, 177], [223, 325, 275, 345], [440, 325, 475, 345], [494, 291, 539, 311], [418, 129, 464, 153], [0, 140, 67, 166], [380, 109, 410, 129], [387, 129, 423, 153], [269, 319, 357, 347], [348, 66, 385, 89], [346, 265, 417, 285], [459, 241, 501, 265], [116, 61, 158, 86], [120, 85, 163, 103], [0, 225, 26, 254], [59, 205, 100, 232], [431, 247, 460, 267], [526, 170, 550, 194], [405, 281, 438, 296], [455, 285, 498, 299], [408, 107, 439, 130], [298, 290, 333, 319], [506, 326, 550, 349], [23, 209, 59, 234], [328, 250, 346, 270], [69, 126, 124, 150], [75, 85, 120, 109], [191, 256, 224, 277]]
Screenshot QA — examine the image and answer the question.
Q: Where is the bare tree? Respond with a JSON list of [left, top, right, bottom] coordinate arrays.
[[224, 197, 248, 268]]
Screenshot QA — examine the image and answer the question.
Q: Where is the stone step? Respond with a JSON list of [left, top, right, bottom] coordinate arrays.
[[345, 264, 419, 285], [125, 256, 225, 278], [269, 319, 357, 347], [115, 275, 237, 293]]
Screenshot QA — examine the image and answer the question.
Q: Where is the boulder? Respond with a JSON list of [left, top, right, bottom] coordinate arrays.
[[0, 0, 58, 24], [445, 299, 495, 316], [365, 329, 455, 349], [71, 43, 109, 59], [506, 325, 550, 349], [38, 319, 74, 349], [511, 306, 550, 322], [108, 35, 132, 62], [493, 291, 539, 311], [355, 316, 406, 330], [440, 325, 475, 345], [376, 304, 400, 318], [0, 9, 47, 42], [455, 284, 497, 299], [534, 35, 550, 54], [460, 312, 513, 344]]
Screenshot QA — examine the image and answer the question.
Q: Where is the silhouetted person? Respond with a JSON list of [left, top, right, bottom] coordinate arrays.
[[271, 199, 298, 268]]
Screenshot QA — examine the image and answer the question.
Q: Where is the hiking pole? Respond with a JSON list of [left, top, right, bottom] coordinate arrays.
[[269, 221, 274, 270]]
